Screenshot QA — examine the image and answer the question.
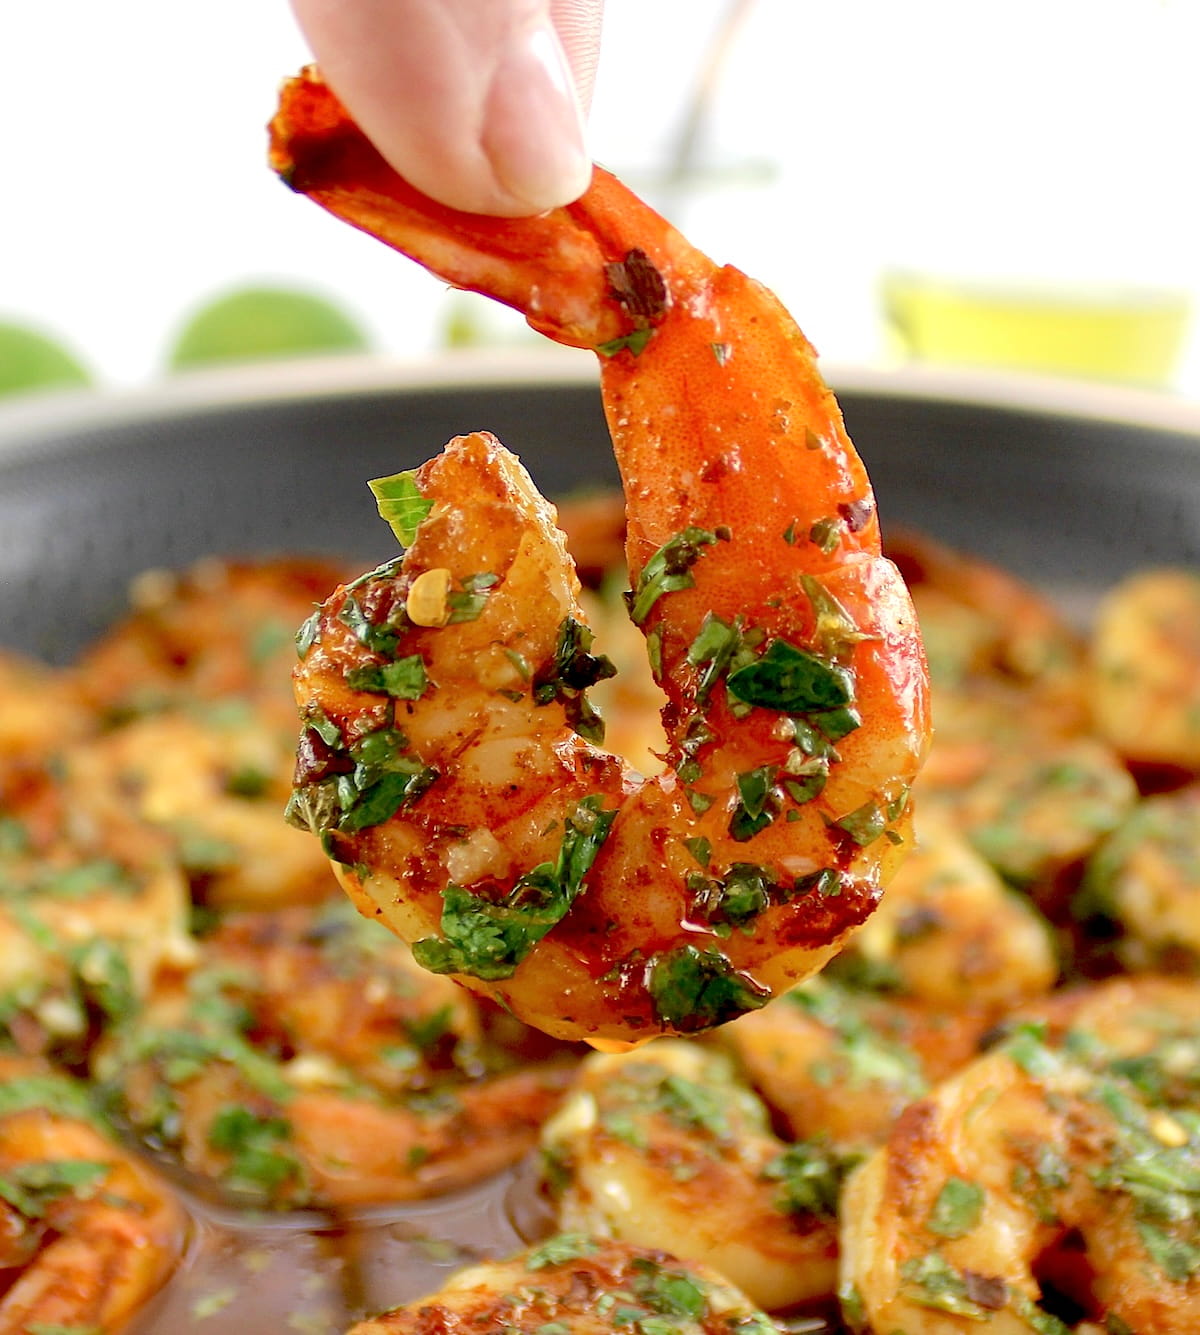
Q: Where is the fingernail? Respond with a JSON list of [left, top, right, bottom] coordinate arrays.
[[482, 20, 592, 214]]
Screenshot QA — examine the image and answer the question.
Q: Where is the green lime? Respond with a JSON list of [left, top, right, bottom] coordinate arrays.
[[0, 320, 92, 397], [168, 285, 370, 369]]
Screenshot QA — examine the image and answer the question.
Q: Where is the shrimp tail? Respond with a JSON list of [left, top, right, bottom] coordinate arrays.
[[270, 66, 647, 350]]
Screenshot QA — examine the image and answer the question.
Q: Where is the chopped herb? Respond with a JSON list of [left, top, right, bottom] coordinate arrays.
[[413, 796, 616, 980], [295, 610, 321, 659], [525, 1233, 600, 1269], [0, 1159, 110, 1219], [596, 327, 655, 358], [446, 571, 499, 623], [532, 617, 616, 745], [305, 708, 342, 748], [899, 1251, 993, 1318], [346, 654, 430, 700], [711, 341, 731, 365], [730, 766, 779, 842], [727, 637, 855, 716], [208, 1105, 303, 1197], [683, 836, 711, 868], [927, 1176, 985, 1238], [645, 944, 771, 1031], [337, 594, 399, 656], [369, 470, 433, 546], [631, 1258, 708, 1318], [628, 527, 722, 625], [763, 1140, 849, 1217], [809, 516, 841, 553]]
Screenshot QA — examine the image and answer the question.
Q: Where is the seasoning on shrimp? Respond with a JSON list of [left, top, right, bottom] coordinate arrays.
[[270, 66, 931, 1046]]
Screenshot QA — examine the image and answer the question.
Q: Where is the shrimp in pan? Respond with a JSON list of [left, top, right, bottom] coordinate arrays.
[[270, 68, 930, 1045]]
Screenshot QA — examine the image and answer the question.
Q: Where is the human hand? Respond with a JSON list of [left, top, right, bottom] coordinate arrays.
[[288, 0, 602, 217]]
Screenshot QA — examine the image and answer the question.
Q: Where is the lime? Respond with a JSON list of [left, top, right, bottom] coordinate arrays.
[[0, 320, 92, 397], [168, 285, 370, 369]]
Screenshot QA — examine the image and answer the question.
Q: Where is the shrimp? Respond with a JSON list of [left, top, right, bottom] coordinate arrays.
[[1076, 782, 1200, 972], [270, 66, 930, 1045], [0, 756, 191, 1061], [93, 896, 573, 1209], [344, 1234, 784, 1335], [539, 1040, 842, 1311], [1089, 567, 1200, 774], [829, 808, 1059, 1009], [839, 977, 1200, 1334], [0, 1054, 187, 1334]]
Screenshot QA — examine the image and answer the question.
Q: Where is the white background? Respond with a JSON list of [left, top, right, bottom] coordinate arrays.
[[3, 0, 1199, 393]]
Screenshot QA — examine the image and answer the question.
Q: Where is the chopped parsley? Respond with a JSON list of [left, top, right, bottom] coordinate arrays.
[[926, 1176, 985, 1238], [645, 944, 771, 1031], [596, 327, 655, 358], [628, 528, 724, 625], [345, 653, 430, 700], [532, 617, 617, 745], [412, 796, 616, 980], [369, 470, 433, 546]]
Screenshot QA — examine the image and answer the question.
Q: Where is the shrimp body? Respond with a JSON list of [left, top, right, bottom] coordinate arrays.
[[840, 978, 1200, 1334], [272, 68, 930, 1044], [0, 1056, 186, 1334]]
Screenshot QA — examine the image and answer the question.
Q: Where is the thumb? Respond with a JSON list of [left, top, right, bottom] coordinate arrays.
[[288, 0, 602, 217]]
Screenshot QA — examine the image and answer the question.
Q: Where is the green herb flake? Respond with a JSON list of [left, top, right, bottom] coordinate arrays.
[[628, 527, 722, 625], [730, 768, 780, 843], [683, 836, 711, 868], [446, 571, 499, 624], [727, 637, 856, 720], [369, 470, 433, 547], [926, 1176, 985, 1238], [346, 654, 430, 700], [630, 1257, 708, 1319], [532, 617, 616, 745], [0, 1159, 110, 1219], [413, 796, 616, 980], [295, 610, 322, 659], [207, 1105, 303, 1197], [596, 327, 655, 358], [645, 944, 771, 1031], [763, 1140, 848, 1217], [899, 1251, 994, 1318], [809, 516, 841, 553], [525, 1233, 600, 1270]]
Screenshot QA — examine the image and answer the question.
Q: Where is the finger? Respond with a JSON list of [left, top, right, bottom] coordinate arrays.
[[289, 0, 598, 216], [551, 0, 604, 113]]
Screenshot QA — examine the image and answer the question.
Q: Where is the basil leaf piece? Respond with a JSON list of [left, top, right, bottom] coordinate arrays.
[[369, 470, 433, 547], [726, 638, 854, 714]]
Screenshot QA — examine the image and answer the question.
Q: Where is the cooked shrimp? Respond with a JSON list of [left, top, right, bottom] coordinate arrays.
[[885, 527, 1086, 706], [93, 896, 572, 1208], [75, 555, 358, 720], [720, 977, 984, 1153], [70, 704, 338, 910], [270, 66, 930, 1045], [0, 650, 94, 768], [840, 977, 1200, 1334], [0, 1054, 187, 1333], [344, 1234, 784, 1335], [539, 1039, 842, 1311], [1077, 783, 1200, 971], [1089, 566, 1200, 774], [831, 808, 1059, 1008], [0, 758, 190, 1060]]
